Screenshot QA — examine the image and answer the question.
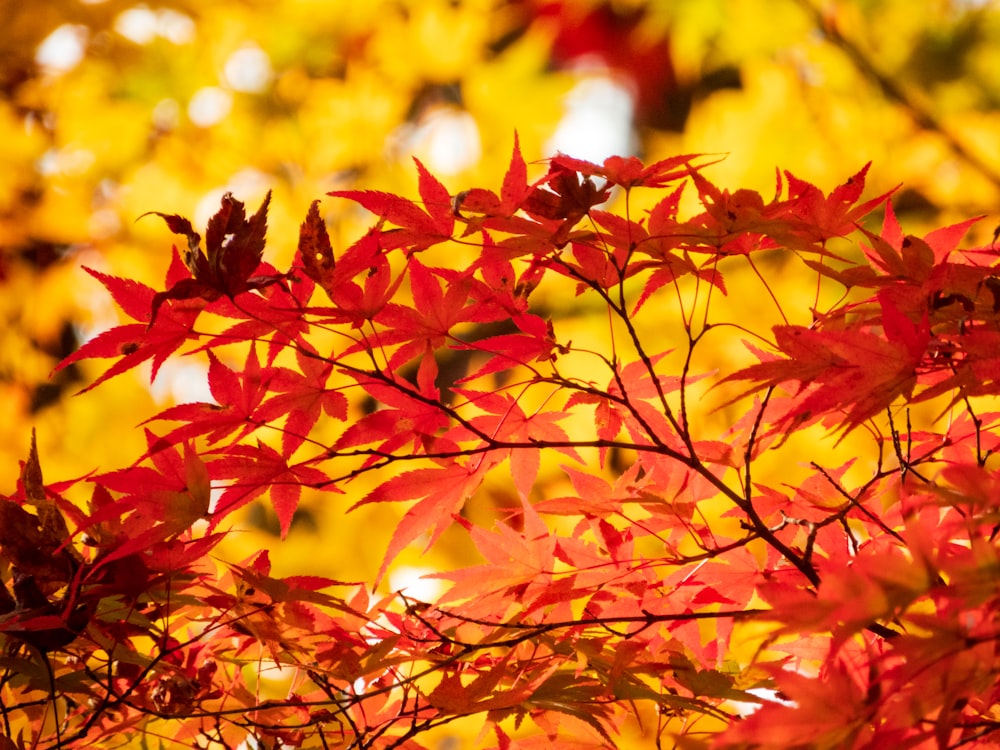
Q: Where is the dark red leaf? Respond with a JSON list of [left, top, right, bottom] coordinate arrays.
[[298, 200, 335, 296], [145, 192, 280, 319]]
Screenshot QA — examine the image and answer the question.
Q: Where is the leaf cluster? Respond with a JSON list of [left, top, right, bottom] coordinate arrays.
[[4, 141, 1000, 748]]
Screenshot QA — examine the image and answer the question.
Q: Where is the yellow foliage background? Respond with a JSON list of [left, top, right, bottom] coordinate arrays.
[[2, 0, 1000, 744]]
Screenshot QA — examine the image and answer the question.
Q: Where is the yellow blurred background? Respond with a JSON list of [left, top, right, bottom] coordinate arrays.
[[2, 0, 1000, 668]]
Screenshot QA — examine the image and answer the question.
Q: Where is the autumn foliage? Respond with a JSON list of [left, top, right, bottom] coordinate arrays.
[[4, 139, 1000, 749]]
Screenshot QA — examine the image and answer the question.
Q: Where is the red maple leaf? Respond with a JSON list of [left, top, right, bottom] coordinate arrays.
[[452, 312, 560, 383], [297, 199, 335, 294], [334, 373, 454, 463], [197, 271, 314, 365], [146, 347, 271, 446], [451, 389, 581, 498], [56, 265, 203, 392], [86, 432, 211, 560], [452, 134, 530, 227], [521, 161, 612, 247], [329, 158, 454, 252], [552, 151, 712, 190], [782, 163, 896, 247], [254, 348, 349, 458], [726, 295, 929, 434], [371, 259, 493, 374], [298, 224, 405, 327], [209, 440, 336, 536], [352, 456, 501, 584]]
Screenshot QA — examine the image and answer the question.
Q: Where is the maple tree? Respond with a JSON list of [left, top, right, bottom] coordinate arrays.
[[5, 4, 1000, 747], [6, 3, 1000, 615], [2, 138, 1000, 749]]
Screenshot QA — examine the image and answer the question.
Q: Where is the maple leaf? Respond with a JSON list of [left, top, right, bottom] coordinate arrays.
[[856, 199, 912, 278], [432, 500, 557, 609], [87, 432, 211, 561], [782, 163, 897, 248], [425, 655, 513, 713], [725, 299, 929, 434], [146, 347, 271, 447], [452, 389, 580, 498], [0, 571, 93, 652], [205, 552, 322, 659], [562, 389, 624, 468], [452, 316, 560, 383], [593, 353, 690, 449], [499, 132, 530, 213], [717, 659, 874, 748], [0, 438, 78, 592], [535, 466, 629, 518], [352, 456, 500, 584], [629, 199, 729, 311], [330, 158, 454, 252], [463, 240, 544, 319], [590, 208, 643, 257], [520, 159, 613, 247], [301, 227, 406, 326], [17, 430, 76, 564], [191, 259, 314, 365], [880, 289, 930, 362], [682, 169, 790, 256], [297, 199, 335, 295], [254, 348, 349, 458], [915, 327, 1000, 404], [209, 441, 336, 536], [371, 258, 491, 373], [452, 134, 530, 235], [334, 373, 454, 462], [56, 265, 203, 392], [552, 151, 714, 190], [145, 191, 284, 321]]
